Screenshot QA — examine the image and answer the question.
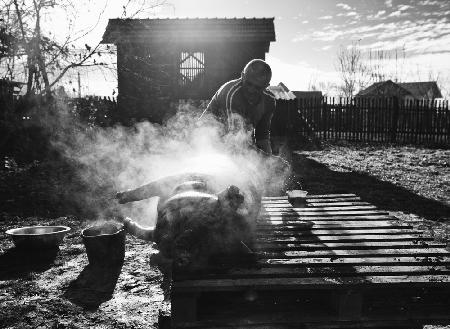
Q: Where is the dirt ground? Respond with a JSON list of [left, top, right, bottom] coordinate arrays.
[[1, 143, 449, 328], [294, 143, 450, 243]]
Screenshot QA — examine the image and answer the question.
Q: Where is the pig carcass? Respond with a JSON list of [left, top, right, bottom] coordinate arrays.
[[117, 173, 261, 271]]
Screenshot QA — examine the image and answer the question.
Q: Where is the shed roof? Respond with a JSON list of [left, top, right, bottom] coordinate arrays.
[[398, 81, 442, 99], [357, 80, 442, 99], [292, 91, 323, 99], [102, 18, 276, 44], [0, 79, 25, 87]]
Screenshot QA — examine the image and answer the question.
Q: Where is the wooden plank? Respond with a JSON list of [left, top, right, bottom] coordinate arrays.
[[261, 216, 396, 222], [187, 265, 450, 279], [264, 205, 378, 211], [256, 221, 412, 232], [256, 229, 424, 236], [260, 214, 397, 221], [260, 256, 450, 266], [307, 202, 371, 207], [306, 197, 362, 202], [305, 193, 358, 198], [263, 202, 371, 208], [262, 196, 288, 200], [261, 200, 290, 204], [173, 275, 450, 292], [267, 193, 358, 199], [177, 321, 446, 329], [257, 222, 410, 229], [263, 210, 389, 216], [262, 198, 364, 205], [258, 221, 404, 228], [261, 248, 450, 259], [255, 241, 446, 251], [258, 234, 431, 244]]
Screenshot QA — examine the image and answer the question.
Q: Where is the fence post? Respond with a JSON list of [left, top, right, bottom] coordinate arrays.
[[322, 96, 327, 140], [390, 96, 399, 142]]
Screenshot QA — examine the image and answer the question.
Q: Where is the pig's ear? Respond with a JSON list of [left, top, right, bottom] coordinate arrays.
[[217, 185, 244, 211]]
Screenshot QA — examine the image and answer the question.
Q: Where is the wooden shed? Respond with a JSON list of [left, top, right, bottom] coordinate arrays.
[[101, 18, 276, 123]]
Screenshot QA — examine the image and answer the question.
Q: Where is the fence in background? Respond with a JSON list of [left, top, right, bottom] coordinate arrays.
[[295, 97, 450, 146]]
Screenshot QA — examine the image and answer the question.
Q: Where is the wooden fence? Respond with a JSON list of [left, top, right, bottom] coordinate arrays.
[[295, 97, 450, 146]]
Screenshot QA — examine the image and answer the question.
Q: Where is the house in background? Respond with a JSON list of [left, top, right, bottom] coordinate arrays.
[[292, 90, 323, 99], [0, 79, 23, 97], [356, 80, 442, 103], [267, 82, 296, 101], [267, 83, 323, 141], [101, 18, 275, 123]]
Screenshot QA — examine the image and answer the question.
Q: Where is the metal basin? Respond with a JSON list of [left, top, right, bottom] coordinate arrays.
[[5, 226, 71, 249]]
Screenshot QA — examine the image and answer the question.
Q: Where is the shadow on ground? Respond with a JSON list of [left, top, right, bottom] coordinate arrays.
[[63, 263, 123, 310], [0, 247, 59, 280], [293, 153, 450, 222]]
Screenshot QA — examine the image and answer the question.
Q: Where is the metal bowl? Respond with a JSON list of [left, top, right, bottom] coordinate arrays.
[[5, 226, 71, 249]]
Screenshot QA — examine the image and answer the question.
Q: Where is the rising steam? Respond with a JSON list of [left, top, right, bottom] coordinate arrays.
[[52, 102, 290, 225]]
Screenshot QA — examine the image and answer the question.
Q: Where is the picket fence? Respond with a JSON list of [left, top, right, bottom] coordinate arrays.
[[294, 97, 450, 145]]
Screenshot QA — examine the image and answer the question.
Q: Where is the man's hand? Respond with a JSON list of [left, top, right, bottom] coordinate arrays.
[[255, 138, 272, 155]]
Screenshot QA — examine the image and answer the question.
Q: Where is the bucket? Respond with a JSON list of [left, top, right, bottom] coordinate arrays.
[[81, 222, 125, 266], [287, 190, 308, 207]]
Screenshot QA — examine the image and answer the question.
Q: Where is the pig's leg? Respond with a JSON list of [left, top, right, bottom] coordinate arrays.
[[117, 173, 214, 204]]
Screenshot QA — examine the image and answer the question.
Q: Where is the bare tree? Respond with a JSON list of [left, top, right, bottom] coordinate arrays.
[[335, 42, 370, 97], [307, 75, 337, 97], [413, 64, 449, 99], [367, 46, 406, 83], [0, 0, 168, 96]]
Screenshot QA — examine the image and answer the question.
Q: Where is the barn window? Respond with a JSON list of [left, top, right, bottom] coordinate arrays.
[[179, 52, 205, 86]]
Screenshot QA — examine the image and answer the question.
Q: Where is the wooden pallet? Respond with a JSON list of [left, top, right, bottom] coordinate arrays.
[[168, 193, 450, 329]]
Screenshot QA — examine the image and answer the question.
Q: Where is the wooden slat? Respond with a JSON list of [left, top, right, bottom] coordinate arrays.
[[187, 265, 450, 279], [257, 222, 410, 229], [308, 202, 371, 207], [262, 196, 288, 200], [256, 220, 412, 231], [263, 211, 389, 217], [261, 217, 396, 223], [259, 222, 405, 229], [173, 275, 450, 292], [258, 234, 431, 244], [262, 194, 360, 201], [263, 212, 390, 219], [264, 205, 378, 211], [302, 194, 358, 198], [306, 197, 362, 202], [261, 256, 450, 266], [264, 202, 370, 208], [260, 214, 398, 220], [255, 241, 446, 251], [261, 200, 290, 204], [262, 248, 450, 258], [256, 229, 424, 236], [261, 214, 396, 220]]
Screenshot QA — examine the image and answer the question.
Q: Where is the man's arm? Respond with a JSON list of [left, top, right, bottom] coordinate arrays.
[[254, 97, 276, 154], [200, 88, 227, 124]]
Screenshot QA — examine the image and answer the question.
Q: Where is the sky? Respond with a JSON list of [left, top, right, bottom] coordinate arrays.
[[45, 0, 450, 97]]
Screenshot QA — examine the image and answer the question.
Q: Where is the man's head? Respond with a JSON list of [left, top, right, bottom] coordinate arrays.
[[241, 59, 272, 105]]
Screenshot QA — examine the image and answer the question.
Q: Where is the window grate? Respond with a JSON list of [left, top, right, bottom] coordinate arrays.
[[179, 52, 205, 86]]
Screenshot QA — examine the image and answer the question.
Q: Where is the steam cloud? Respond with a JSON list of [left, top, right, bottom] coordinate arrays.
[[51, 101, 290, 226]]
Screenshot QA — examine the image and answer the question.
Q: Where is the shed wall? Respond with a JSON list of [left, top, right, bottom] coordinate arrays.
[[116, 41, 268, 123]]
